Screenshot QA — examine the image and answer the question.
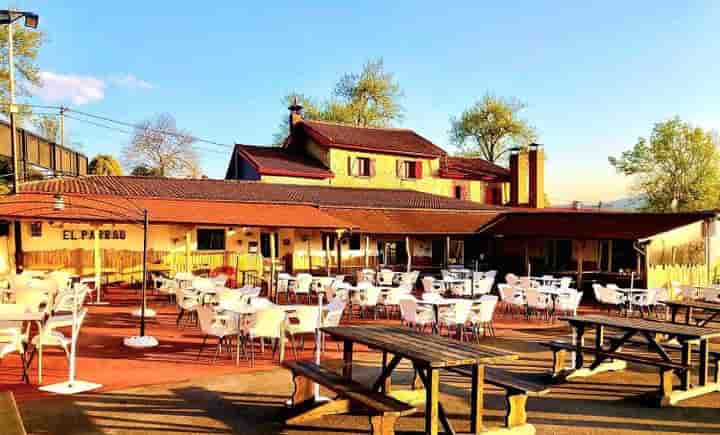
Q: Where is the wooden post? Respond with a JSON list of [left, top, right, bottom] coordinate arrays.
[[324, 234, 331, 276], [577, 240, 585, 290], [445, 236, 450, 267], [364, 235, 370, 268], [470, 364, 484, 434], [523, 241, 529, 275], [270, 231, 276, 301], [406, 236, 412, 272], [93, 227, 101, 298], [608, 240, 613, 272], [336, 232, 342, 275], [185, 231, 191, 273], [13, 221, 22, 273]]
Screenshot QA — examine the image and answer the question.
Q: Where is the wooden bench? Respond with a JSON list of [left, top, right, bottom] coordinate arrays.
[[447, 365, 550, 429], [0, 392, 27, 435], [541, 340, 691, 400], [284, 360, 415, 435], [605, 336, 720, 382]]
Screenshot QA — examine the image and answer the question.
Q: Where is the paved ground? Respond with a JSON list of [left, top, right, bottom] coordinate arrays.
[[16, 326, 720, 435]]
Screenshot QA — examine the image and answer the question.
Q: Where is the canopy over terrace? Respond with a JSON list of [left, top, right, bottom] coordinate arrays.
[[474, 209, 718, 289]]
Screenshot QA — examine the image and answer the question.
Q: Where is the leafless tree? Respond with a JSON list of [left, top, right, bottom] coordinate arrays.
[[122, 113, 199, 177]]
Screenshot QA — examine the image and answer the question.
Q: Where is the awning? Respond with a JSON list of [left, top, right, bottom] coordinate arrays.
[[477, 210, 716, 240], [323, 208, 499, 235], [0, 193, 352, 230]]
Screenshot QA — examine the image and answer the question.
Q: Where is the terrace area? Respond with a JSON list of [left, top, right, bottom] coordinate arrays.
[[2, 272, 720, 434]]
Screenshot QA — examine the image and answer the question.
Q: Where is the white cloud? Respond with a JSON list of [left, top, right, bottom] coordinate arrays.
[[32, 71, 106, 105], [109, 73, 154, 90]]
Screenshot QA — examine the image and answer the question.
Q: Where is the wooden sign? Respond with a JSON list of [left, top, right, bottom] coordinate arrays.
[[62, 229, 127, 241]]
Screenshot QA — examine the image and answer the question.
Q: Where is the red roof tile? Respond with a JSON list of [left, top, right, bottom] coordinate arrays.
[[229, 144, 333, 179], [324, 208, 499, 234], [0, 193, 351, 229], [439, 156, 510, 181], [19, 176, 500, 211], [299, 120, 447, 158]]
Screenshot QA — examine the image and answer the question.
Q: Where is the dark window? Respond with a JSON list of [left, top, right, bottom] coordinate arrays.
[[454, 186, 463, 199], [349, 234, 361, 250], [260, 232, 279, 257], [321, 233, 337, 250], [197, 229, 225, 251], [0, 222, 9, 237], [30, 222, 42, 238], [357, 157, 371, 176], [402, 161, 417, 179], [432, 239, 445, 266], [377, 240, 407, 265]]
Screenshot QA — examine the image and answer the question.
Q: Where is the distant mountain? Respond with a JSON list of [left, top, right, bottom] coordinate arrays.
[[552, 196, 646, 211]]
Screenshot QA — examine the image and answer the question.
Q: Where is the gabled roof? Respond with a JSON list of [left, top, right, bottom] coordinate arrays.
[[298, 120, 447, 158], [439, 156, 511, 182], [19, 176, 502, 211], [227, 144, 333, 179]]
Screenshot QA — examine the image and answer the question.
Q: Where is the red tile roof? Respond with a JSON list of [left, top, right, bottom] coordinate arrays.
[[477, 210, 715, 240], [324, 208, 498, 235], [439, 156, 511, 181], [20, 176, 500, 211], [0, 193, 352, 229], [299, 120, 447, 158], [229, 144, 333, 179]]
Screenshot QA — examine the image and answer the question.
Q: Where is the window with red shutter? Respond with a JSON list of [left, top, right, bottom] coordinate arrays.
[[369, 159, 376, 177], [414, 161, 422, 178]]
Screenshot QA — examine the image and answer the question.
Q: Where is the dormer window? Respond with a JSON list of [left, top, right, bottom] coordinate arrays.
[[397, 160, 423, 179]]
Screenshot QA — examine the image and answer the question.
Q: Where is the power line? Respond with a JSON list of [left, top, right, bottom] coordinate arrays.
[[63, 113, 228, 156]]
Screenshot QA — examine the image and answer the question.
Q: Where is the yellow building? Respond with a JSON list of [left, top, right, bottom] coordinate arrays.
[[226, 104, 513, 205]]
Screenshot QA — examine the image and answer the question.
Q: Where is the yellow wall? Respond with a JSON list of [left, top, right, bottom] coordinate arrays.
[[261, 175, 331, 185], [646, 220, 716, 288], [325, 147, 494, 203]]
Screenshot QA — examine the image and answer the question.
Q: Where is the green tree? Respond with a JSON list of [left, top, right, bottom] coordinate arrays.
[[0, 22, 43, 122], [449, 94, 536, 163], [88, 154, 123, 176], [274, 59, 403, 143], [609, 117, 720, 212], [130, 165, 162, 177]]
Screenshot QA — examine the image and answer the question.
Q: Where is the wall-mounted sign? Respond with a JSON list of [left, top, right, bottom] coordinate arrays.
[[62, 229, 127, 241]]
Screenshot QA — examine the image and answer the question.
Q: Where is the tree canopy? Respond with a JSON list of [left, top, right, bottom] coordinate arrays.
[[122, 113, 199, 177], [88, 154, 123, 176], [449, 94, 536, 163], [0, 22, 43, 123], [32, 113, 59, 142], [130, 165, 162, 177], [274, 59, 403, 143], [609, 117, 720, 212]]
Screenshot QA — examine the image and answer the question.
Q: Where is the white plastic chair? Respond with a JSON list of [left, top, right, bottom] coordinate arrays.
[[321, 299, 346, 351], [469, 295, 498, 339], [703, 287, 720, 304], [286, 306, 321, 351], [439, 300, 473, 340], [294, 274, 313, 303], [631, 289, 657, 318], [359, 286, 382, 319], [498, 284, 525, 316], [399, 296, 434, 331], [30, 309, 88, 364], [378, 270, 395, 286], [472, 277, 494, 296], [176, 288, 200, 327], [558, 277, 572, 289], [421, 276, 445, 294], [556, 289, 582, 317], [196, 306, 239, 363], [505, 273, 519, 286], [243, 306, 294, 367], [525, 288, 552, 320]]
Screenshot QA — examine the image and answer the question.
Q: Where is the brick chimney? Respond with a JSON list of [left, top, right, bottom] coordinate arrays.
[[288, 97, 303, 134], [509, 144, 545, 208], [528, 144, 545, 208]]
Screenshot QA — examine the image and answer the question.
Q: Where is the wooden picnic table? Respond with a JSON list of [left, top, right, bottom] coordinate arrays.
[[322, 324, 517, 435], [559, 314, 720, 405], [666, 299, 720, 327]]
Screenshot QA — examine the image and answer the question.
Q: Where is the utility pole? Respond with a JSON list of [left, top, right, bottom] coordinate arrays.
[[8, 17, 19, 193]]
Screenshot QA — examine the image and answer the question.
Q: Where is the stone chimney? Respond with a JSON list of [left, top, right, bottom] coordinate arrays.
[[509, 144, 545, 208]]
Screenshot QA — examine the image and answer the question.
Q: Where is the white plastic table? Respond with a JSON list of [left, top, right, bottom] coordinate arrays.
[[0, 309, 45, 383]]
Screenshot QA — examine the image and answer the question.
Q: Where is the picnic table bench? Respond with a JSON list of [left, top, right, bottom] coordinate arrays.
[[665, 299, 720, 327], [285, 324, 525, 435], [552, 314, 720, 406]]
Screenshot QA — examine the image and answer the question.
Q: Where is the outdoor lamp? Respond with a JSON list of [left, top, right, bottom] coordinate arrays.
[[0, 10, 39, 28], [227, 227, 236, 236]]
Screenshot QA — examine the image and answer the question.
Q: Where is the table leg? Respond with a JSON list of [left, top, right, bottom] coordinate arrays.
[[279, 321, 285, 363], [426, 367, 440, 435], [433, 305, 440, 334], [699, 339, 709, 386], [342, 340, 353, 380], [470, 363, 484, 435], [671, 306, 679, 324], [681, 341, 692, 390], [574, 324, 585, 369]]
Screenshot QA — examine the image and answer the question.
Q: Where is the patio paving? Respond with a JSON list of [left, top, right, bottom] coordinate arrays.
[[4, 286, 720, 433]]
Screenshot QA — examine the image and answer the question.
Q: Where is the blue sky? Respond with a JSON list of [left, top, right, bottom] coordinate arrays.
[[16, 1, 720, 202]]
